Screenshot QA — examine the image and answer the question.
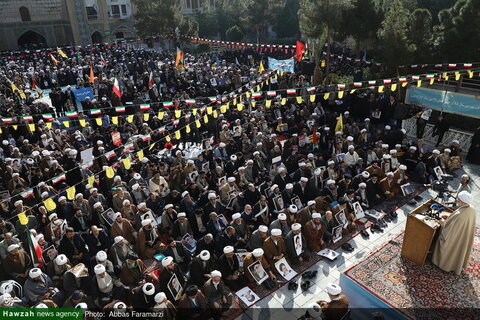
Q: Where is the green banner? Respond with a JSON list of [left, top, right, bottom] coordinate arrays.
[[0, 309, 83, 320]]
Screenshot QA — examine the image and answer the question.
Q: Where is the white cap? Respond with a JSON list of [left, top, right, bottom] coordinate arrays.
[[458, 191, 472, 204], [29, 268, 42, 278], [381, 144, 389, 149], [289, 204, 298, 213], [230, 155, 237, 161], [292, 223, 301, 231], [208, 193, 217, 199], [94, 264, 106, 275], [346, 136, 354, 142], [360, 128, 367, 133], [58, 196, 67, 202], [327, 160, 335, 165], [55, 254, 68, 266], [35, 303, 48, 308], [432, 149, 440, 155], [227, 177, 236, 183], [162, 256, 174, 267], [14, 200, 23, 207], [211, 270, 222, 278], [300, 177, 308, 182], [138, 202, 146, 209], [181, 191, 189, 198], [286, 183, 293, 189], [141, 219, 152, 227], [35, 234, 44, 242], [312, 212, 321, 219], [278, 213, 287, 220], [177, 212, 186, 218], [306, 200, 315, 207], [299, 162, 306, 167], [200, 250, 211, 261], [359, 182, 367, 188], [308, 303, 323, 319], [278, 167, 285, 173], [48, 213, 57, 221], [134, 173, 141, 180], [75, 193, 83, 199], [114, 236, 124, 244], [93, 202, 102, 209], [258, 225, 268, 233], [132, 183, 140, 190], [308, 153, 314, 158], [252, 248, 264, 257], [41, 191, 49, 198], [223, 246, 234, 254], [219, 142, 226, 147], [327, 179, 335, 185], [444, 148, 451, 153], [348, 145, 355, 150], [165, 204, 174, 209], [155, 292, 167, 303], [326, 283, 342, 295], [7, 244, 19, 252], [270, 184, 279, 192], [232, 213, 241, 220], [75, 302, 88, 309], [143, 283, 155, 296], [271, 229, 282, 236], [96, 251, 107, 262], [390, 150, 397, 154], [246, 159, 254, 164], [383, 154, 391, 159], [452, 139, 459, 144], [385, 125, 391, 130], [113, 302, 127, 309], [387, 172, 394, 177], [401, 129, 407, 134], [399, 165, 407, 170]]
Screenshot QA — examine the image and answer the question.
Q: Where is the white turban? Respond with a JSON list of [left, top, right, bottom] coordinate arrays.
[[155, 292, 167, 303], [458, 191, 472, 204], [326, 283, 342, 295], [292, 223, 301, 231], [223, 246, 234, 254], [211, 270, 222, 278], [143, 283, 155, 296], [312, 212, 321, 219], [252, 248, 264, 257], [271, 229, 282, 236], [258, 225, 268, 233], [94, 264, 106, 275], [162, 256, 173, 267], [29, 268, 42, 278]]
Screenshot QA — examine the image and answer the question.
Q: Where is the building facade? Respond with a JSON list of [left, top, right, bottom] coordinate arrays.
[[0, 0, 137, 51]]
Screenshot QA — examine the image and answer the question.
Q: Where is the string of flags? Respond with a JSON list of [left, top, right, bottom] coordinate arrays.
[[183, 36, 298, 54]]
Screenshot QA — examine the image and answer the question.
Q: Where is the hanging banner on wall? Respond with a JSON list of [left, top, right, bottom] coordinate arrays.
[[405, 87, 480, 119], [267, 57, 295, 73]]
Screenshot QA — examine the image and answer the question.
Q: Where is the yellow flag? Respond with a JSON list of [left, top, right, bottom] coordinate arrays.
[[95, 118, 102, 126], [106, 166, 115, 178], [443, 73, 449, 81], [166, 136, 171, 142], [246, 92, 251, 98], [429, 78, 434, 85], [127, 115, 134, 123], [192, 109, 197, 116], [66, 186, 76, 200], [186, 125, 191, 133], [233, 98, 237, 105], [44, 198, 57, 211], [296, 96, 303, 103], [123, 158, 131, 170], [417, 80, 422, 87], [350, 89, 356, 94], [468, 70, 473, 78], [265, 79, 269, 85], [281, 98, 287, 105], [204, 115, 209, 123], [158, 112, 165, 120], [28, 124, 35, 132], [213, 110, 218, 118], [144, 113, 150, 121], [88, 175, 95, 187], [220, 105, 227, 113], [207, 107, 213, 115], [402, 82, 408, 87], [18, 212, 28, 225], [79, 119, 86, 127], [324, 93, 330, 100], [195, 119, 201, 128], [391, 84, 397, 92], [63, 121, 69, 128], [321, 60, 326, 67], [310, 95, 316, 102], [335, 114, 343, 133], [455, 72, 460, 81], [112, 116, 118, 124], [175, 110, 182, 118], [46, 122, 52, 129], [137, 150, 144, 161], [338, 91, 344, 98], [251, 101, 256, 108], [378, 86, 384, 93], [175, 130, 181, 139], [149, 142, 156, 151], [266, 100, 271, 108], [12, 125, 18, 130], [237, 104, 243, 111], [258, 61, 265, 74]]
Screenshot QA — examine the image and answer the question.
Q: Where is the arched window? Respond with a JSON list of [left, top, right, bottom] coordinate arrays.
[[19, 6, 31, 22]]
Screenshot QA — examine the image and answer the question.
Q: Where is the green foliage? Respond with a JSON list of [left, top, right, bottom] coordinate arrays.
[[407, 8, 433, 62], [226, 25, 244, 42], [239, 0, 284, 42], [274, 0, 300, 38]]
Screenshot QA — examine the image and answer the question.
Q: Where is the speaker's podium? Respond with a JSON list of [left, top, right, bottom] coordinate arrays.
[[401, 199, 453, 265]]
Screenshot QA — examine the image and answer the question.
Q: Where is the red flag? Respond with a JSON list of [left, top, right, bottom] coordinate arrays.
[[295, 41, 305, 61], [32, 78, 37, 91], [113, 77, 122, 98], [148, 71, 154, 88]]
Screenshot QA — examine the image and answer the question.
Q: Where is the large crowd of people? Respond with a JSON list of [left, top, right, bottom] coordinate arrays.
[[0, 44, 473, 320]]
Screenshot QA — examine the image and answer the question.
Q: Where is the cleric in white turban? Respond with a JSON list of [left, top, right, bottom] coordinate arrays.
[[432, 191, 476, 275]]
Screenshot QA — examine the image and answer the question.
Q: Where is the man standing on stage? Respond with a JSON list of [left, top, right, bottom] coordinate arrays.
[[432, 191, 476, 275]]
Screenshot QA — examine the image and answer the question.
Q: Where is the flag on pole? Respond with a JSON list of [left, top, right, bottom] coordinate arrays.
[[175, 47, 184, 67], [258, 61, 265, 74], [335, 114, 344, 133], [28, 229, 43, 267], [57, 48, 68, 58], [89, 66, 94, 83], [148, 71, 154, 88], [49, 53, 59, 64], [295, 41, 306, 61], [113, 77, 122, 97]]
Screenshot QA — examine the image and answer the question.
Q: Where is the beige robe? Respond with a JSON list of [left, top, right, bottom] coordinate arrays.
[[432, 205, 476, 275]]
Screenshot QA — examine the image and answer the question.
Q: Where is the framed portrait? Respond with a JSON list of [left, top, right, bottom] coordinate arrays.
[[42, 245, 58, 264], [235, 252, 248, 268], [293, 234, 303, 257], [400, 183, 415, 196], [292, 196, 303, 210], [247, 260, 268, 285], [272, 195, 284, 211], [352, 201, 365, 220], [141, 210, 158, 227], [202, 162, 210, 173], [433, 166, 444, 180], [217, 175, 227, 187], [332, 225, 343, 243], [335, 209, 349, 228], [275, 257, 297, 281], [189, 171, 199, 182], [317, 248, 339, 261], [167, 273, 183, 301], [182, 233, 197, 254], [236, 286, 260, 307], [217, 214, 228, 227], [101, 208, 115, 226]]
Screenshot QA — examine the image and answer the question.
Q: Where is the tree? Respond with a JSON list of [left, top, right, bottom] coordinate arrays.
[[133, 0, 198, 38], [226, 25, 244, 42], [407, 8, 433, 62], [239, 0, 284, 43], [376, 0, 415, 74], [274, 0, 300, 39]]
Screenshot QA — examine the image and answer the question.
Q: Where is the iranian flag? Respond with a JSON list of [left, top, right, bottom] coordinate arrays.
[[140, 104, 150, 110], [448, 64, 456, 68], [287, 89, 296, 95], [66, 111, 78, 118], [383, 79, 392, 84], [163, 101, 174, 107], [52, 174, 66, 184], [2, 118, 13, 123], [267, 91, 276, 96], [20, 188, 34, 198], [173, 119, 179, 126], [123, 142, 134, 151], [23, 115, 33, 121], [158, 127, 166, 134], [82, 161, 94, 170], [28, 230, 43, 267], [115, 106, 125, 113], [42, 114, 54, 120], [306, 87, 315, 93], [435, 64, 443, 68], [398, 77, 407, 82], [113, 77, 122, 98], [252, 92, 262, 98], [464, 63, 473, 68], [368, 80, 376, 85], [148, 71, 154, 88], [412, 76, 420, 80], [426, 74, 435, 79], [208, 97, 217, 102], [142, 134, 151, 141], [105, 151, 117, 160], [411, 64, 418, 68], [185, 99, 196, 105], [185, 113, 192, 120], [90, 109, 101, 115], [337, 84, 346, 90], [354, 82, 363, 87]]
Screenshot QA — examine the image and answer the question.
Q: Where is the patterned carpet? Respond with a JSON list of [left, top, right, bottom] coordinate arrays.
[[345, 230, 480, 320]]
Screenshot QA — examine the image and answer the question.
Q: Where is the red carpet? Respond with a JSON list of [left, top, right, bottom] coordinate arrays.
[[345, 230, 480, 319]]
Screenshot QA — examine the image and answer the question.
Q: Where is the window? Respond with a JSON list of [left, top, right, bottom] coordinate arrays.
[[110, 5, 120, 18], [121, 4, 127, 16], [19, 6, 31, 22], [186, 0, 191, 8], [115, 32, 124, 39], [192, 0, 198, 9], [86, 6, 98, 20]]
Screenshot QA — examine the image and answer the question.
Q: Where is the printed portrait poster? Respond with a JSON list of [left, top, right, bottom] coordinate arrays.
[[247, 260, 268, 285], [275, 257, 297, 281], [401, 183, 415, 196], [167, 273, 183, 301], [352, 201, 365, 220], [335, 209, 349, 228], [101, 208, 115, 226], [294, 234, 303, 256], [236, 286, 260, 307], [332, 225, 343, 243]]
